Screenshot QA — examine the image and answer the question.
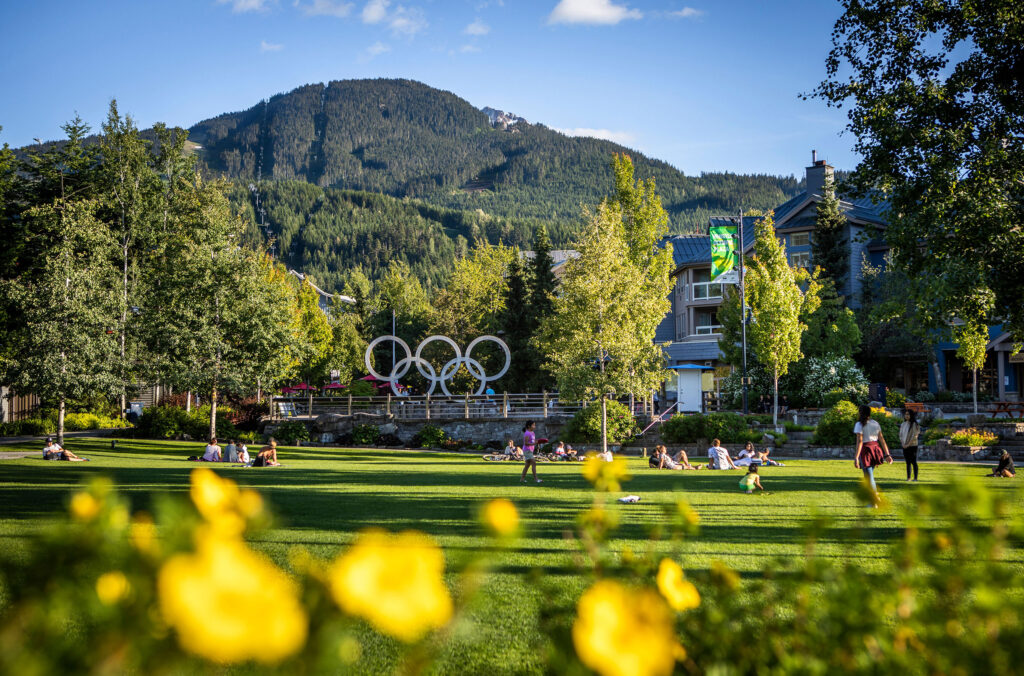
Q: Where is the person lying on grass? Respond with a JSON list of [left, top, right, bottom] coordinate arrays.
[[986, 450, 1015, 478], [253, 439, 280, 467], [649, 445, 699, 470], [707, 439, 737, 470], [733, 442, 784, 467], [483, 441, 522, 461], [739, 465, 764, 494], [42, 438, 87, 462]]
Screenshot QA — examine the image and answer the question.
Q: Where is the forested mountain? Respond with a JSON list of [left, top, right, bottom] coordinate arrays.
[[191, 79, 801, 235]]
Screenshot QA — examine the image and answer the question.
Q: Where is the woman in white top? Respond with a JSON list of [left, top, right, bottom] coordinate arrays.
[[853, 405, 892, 506], [899, 409, 921, 481], [202, 438, 222, 462], [237, 442, 250, 464]]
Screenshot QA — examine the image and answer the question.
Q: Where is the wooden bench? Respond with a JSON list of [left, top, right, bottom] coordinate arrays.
[[904, 402, 930, 414], [992, 401, 1024, 419]]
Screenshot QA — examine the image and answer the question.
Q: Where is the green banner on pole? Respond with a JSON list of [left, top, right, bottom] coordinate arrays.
[[709, 224, 737, 280]]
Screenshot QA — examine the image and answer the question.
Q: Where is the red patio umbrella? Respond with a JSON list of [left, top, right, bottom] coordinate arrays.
[[323, 382, 347, 389], [359, 375, 378, 381]]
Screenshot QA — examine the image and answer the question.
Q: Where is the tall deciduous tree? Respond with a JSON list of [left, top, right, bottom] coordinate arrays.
[[811, 176, 849, 294], [745, 214, 821, 424], [811, 0, 1024, 340], [541, 201, 672, 453], [292, 279, 334, 412], [955, 320, 988, 415]]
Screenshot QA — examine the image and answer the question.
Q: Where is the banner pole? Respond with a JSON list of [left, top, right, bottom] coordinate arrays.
[[739, 209, 749, 416]]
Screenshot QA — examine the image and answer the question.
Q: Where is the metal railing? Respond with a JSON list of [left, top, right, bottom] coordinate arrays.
[[692, 281, 723, 300]]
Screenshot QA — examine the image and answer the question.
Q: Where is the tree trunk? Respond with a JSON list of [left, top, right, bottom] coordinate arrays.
[[186, 391, 192, 413], [308, 388, 314, 419], [209, 386, 217, 441], [930, 354, 943, 392], [257, 378, 262, 403], [973, 368, 979, 415], [601, 393, 608, 455], [772, 369, 779, 426], [57, 396, 66, 446]]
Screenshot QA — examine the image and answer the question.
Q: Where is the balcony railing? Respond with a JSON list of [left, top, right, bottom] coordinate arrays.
[[694, 324, 723, 335], [692, 282, 723, 300]]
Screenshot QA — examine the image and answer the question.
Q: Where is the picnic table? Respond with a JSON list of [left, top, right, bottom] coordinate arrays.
[[904, 402, 930, 414], [992, 401, 1024, 419]]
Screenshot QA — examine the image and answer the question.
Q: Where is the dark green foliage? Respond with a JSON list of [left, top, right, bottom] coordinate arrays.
[[415, 423, 447, 448], [346, 380, 376, 397], [811, 176, 849, 291], [274, 420, 310, 445], [886, 391, 907, 408], [813, 400, 899, 446], [351, 424, 379, 445], [136, 405, 238, 441], [0, 419, 55, 437], [565, 400, 637, 444], [802, 276, 861, 359], [500, 255, 533, 391], [661, 412, 761, 444]]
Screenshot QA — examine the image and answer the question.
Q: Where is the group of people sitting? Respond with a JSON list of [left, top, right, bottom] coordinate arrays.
[[485, 439, 588, 462], [650, 440, 783, 471], [42, 438, 88, 461], [196, 437, 280, 467]]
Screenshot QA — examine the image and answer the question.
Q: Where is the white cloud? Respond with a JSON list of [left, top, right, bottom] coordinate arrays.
[[361, 0, 389, 23], [459, 44, 481, 53], [388, 6, 427, 36], [554, 127, 636, 145], [547, 0, 641, 25], [365, 41, 391, 57], [296, 0, 354, 17], [671, 7, 703, 19], [464, 18, 489, 35], [218, 0, 272, 13], [260, 40, 284, 51]]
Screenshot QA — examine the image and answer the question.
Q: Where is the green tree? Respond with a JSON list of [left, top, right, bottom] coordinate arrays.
[[368, 260, 434, 380], [326, 300, 367, 388], [431, 242, 513, 343], [955, 320, 988, 415], [526, 224, 558, 392], [802, 275, 861, 359], [100, 101, 160, 418], [501, 254, 533, 392], [292, 279, 334, 412], [540, 201, 671, 453], [811, 0, 1024, 340], [745, 214, 821, 424], [811, 175, 849, 293]]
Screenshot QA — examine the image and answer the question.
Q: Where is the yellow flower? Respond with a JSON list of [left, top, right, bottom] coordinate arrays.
[[572, 580, 680, 676], [582, 455, 631, 492], [189, 468, 263, 536], [70, 492, 101, 521], [481, 499, 519, 537], [130, 513, 159, 556], [328, 529, 452, 642], [158, 529, 308, 664], [656, 558, 701, 612], [96, 571, 131, 605]]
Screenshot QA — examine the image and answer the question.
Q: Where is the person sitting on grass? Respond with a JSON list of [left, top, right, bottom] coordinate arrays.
[[202, 438, 221, 462], [986, 450, 1015, 478], [707, 439, 737, 470], [223, 439, 238, 463], [672, 448, 700, 469], [42, 438, 87, 462], [253, 439, 280, 467], [649, 445, 685, 470], [237, 441, 250, 465], [484, 440, 522, 461], [739, 465, 764, 494], [565, 444, 584, 461]]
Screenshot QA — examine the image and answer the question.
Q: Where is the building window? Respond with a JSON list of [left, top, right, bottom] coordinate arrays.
[[675, 311, 687, 341], [790, 251, 811, 269], [692, 268, 723, 300], [694, 309, 721, 335], [791, 232, 810, 247]]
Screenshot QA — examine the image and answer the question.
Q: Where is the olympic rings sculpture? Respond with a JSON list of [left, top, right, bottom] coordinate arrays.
[[364, 335, 511, 396]]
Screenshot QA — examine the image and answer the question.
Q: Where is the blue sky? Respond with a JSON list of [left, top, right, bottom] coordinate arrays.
[[0, 0, 856, 176]]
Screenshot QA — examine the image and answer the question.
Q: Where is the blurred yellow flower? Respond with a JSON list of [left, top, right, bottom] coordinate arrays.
[[158, 529, 308, 664], [189, 468, 263, 536], [130, 513, 159, 556], [96, 571, 130, 605], [573, 580, 679, 676], [582, 455, 631, 492], [70, 492, 101, 521], [481, 499, 519, 537], [656, 558, 701, 611], [328, 529, 452, 643]]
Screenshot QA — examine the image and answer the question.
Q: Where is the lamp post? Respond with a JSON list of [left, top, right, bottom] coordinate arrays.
[[736, 210, 750, 415]]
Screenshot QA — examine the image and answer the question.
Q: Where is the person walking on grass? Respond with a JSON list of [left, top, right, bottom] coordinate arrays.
[[900, 409, 921, 482], [854, 405, 893, 507], [520, 420, 541, 483]]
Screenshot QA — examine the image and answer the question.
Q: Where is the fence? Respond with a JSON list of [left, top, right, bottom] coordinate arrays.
[[270, 393, 659, 422], [1, 389, 40, 423]]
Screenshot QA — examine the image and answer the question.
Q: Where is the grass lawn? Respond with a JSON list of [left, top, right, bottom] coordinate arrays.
[[2, 438, 1023, 673]]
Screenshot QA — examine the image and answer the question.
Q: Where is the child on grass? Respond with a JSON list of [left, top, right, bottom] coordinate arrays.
[[739, 465, 763, 494]]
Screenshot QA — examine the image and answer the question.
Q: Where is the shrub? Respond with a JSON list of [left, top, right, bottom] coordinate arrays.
[[813, 401, 900, 446], [922, 426, 951, 446], [566, 400, 637, 444], [351, 424, 380, 445], [136, 406, 191, 439], [440, 438, 469, 451], [934, 390, 954, 402], [886, 391, 906, 408], [662, 413, 759, 444], [228, 398, 269, 431], [416, 424, 447, 448], [800, 357, 868, 407], [375, 433, 403, 447], [0, 418, 56, 437], [949, 428, 999, 447], [64, 413, 131, 431], [766, 432, 788, 446], [273, 421, 309, 445], [348, 380, 376, 396], [913, 390, 936, 402], [783, 421, 816, 433]]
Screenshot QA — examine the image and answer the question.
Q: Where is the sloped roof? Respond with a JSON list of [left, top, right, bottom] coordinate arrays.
[[664, 341, 723, 362]]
